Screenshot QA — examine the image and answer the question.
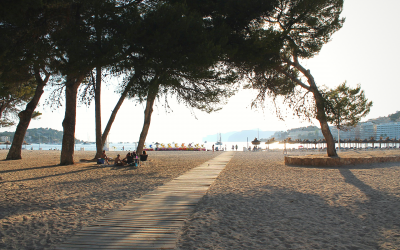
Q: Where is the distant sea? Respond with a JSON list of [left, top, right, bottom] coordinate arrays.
[[0, 141, 330, 151]]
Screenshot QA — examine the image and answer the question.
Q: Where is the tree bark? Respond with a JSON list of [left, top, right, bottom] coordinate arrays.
[[60, 74, 85, 165], [136, 83, 159, 155], [290, 55, 338, 157], [310, 85, 337, 157], [100, 85, 130, 152], [94, 66, 102, 159], [6, 69, 49, 160]]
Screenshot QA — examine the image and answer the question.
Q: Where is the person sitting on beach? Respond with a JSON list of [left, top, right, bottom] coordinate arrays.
[[114, 154, 125, 166], [101, 150, 110, 165], [140, 150, 148, 162], [123, 152, 134, 164]]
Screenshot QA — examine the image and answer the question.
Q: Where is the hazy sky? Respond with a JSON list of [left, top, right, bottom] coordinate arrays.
[[2, 0, 399, 143]]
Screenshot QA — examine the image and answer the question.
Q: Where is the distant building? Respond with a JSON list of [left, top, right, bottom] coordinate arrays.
[[0, 136, 9, 142], [330, 122, 400, 140], [330, 122, 376, 140], [376, 122, 400, 139]]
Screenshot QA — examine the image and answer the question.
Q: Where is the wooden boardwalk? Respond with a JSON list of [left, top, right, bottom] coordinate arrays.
[[57, 152, 234, 249]]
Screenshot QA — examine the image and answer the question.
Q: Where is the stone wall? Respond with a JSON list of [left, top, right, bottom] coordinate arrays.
[[285, 155, 400, 167]]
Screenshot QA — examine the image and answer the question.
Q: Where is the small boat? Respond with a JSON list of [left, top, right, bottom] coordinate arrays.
[[215, 133, 223, 145]]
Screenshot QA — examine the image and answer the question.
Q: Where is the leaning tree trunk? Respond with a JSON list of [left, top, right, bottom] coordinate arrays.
[[94, 66, 103, 159], [290, 55, 338, 157], [136, 83, 159, 155], [60, 74, 85, 165], [311, 86, 338, 157], [100, 85, 130, 153], [6, 69, 49, 160]]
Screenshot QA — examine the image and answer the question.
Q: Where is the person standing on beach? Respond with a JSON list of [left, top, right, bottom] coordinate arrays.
[[212, 144, 214, 152], [235, 144, 238, 151]]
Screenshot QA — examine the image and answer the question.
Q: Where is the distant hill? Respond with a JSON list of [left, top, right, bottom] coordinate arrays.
[[203, 130, 275, 143], [367, 111, 400, 124], [0, 128, 84, 144]]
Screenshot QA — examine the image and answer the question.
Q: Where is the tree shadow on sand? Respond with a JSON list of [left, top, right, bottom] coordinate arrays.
[[178, 165, 400, 249]]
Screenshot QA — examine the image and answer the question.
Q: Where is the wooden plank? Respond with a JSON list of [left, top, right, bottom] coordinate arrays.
[[56, 152, 234, 250]]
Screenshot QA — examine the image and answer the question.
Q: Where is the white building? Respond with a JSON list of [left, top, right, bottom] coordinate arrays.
[[376, 122, 400, 139], [0, 136, 10, 142]]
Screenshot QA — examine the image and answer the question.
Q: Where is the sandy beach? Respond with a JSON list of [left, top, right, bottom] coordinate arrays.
[[0, 150, 221, 249], [1, 149, 400, 249], [177, 151, 400, 249]]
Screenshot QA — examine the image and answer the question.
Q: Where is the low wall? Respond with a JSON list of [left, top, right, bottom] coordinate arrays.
[[285, 155, 400, 167]]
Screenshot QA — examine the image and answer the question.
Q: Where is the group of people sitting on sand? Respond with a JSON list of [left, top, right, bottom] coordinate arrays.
[[100, 150, 140, 166]]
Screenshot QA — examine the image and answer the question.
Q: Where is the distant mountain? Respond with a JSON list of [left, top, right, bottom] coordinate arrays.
[[202, 132, 237, 143], [203, 130, 275, 143], [367, 111, 400, 124], [0, 128, 84, 144]]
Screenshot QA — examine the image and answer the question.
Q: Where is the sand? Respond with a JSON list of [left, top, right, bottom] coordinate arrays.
[[0, 150, 221, 249], [177, 151, 400, 249], [1, 149, 400, 249]]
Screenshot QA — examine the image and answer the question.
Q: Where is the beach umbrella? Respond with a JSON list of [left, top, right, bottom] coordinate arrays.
[[5, 140, 11, 149], [384, 137, 392, 148], [302, 139, 310, 149], [251, 138, 261, 145], [313, 139, 318, 149], [367, 137, 375, 148], [378, 137, 384, 149], [361, 139, 367, 149], [355, 138, 360, 148], [264, 138, 276, 150], [265, 138, 276, 144]]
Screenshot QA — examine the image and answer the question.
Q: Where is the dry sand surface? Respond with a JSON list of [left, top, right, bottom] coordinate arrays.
[[177, 151, 400, 249], [0, 150, 221, 249], [1, 149, 400, 250]]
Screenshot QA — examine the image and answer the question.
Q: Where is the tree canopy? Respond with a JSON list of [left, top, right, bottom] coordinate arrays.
[[1, 0, 353, 162], [324, 82, 373, 131], [230, 0, 345, 156], [122, 1, 240, 154], [0, 80, 37, 127]]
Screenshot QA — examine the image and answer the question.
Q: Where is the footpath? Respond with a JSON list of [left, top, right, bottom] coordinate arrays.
[[57, 151, 234, 249]]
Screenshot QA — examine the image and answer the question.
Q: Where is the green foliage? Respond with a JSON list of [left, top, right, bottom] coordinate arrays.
[[323, 82, 373, 130], [240, 0, 345, 118], [0, 79, 38, 127], [0, 128, 82, 144], [124, 1, 239, 113]]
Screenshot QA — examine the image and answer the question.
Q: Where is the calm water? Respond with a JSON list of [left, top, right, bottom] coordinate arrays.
[[1, 141, 397, 152], [0, 141, 282, 151], [0, 141, 321, 152]]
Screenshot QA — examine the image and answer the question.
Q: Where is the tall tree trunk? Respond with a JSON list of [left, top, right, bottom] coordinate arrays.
[[100, 85, 130, 152], [94, 66, 102, 159], [310, 86, 337, 157], [60, 74, 85, 165], [136, 83, 159, 155], [290, 56, 338, 157], [6, 69, 49, 160]]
